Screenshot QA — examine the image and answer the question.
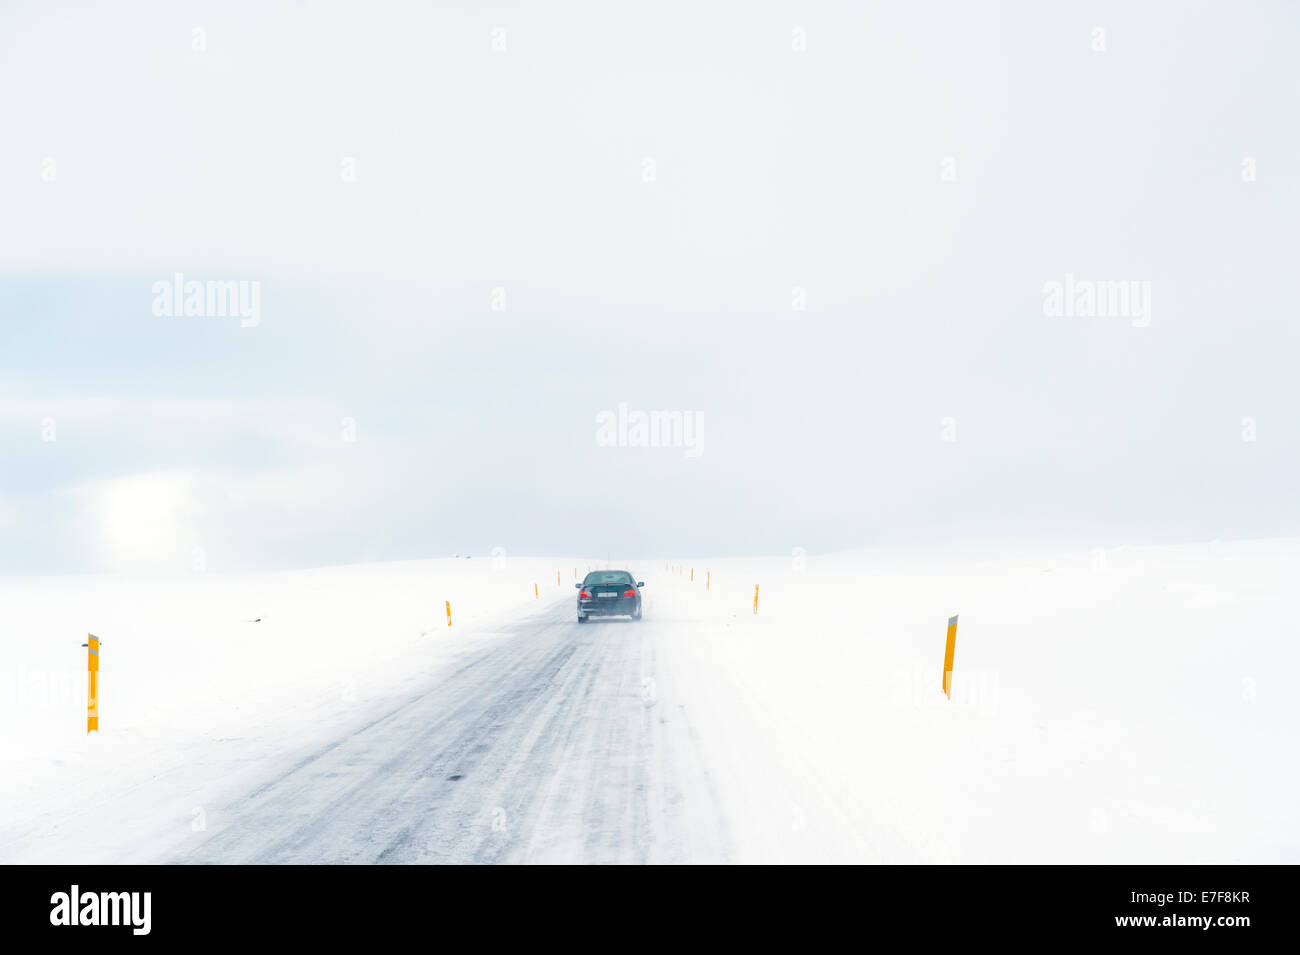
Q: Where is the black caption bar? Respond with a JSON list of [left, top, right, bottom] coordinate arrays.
[[3, 864, 1288, 944]]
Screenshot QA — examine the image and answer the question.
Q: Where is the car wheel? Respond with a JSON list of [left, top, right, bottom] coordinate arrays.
[[631, 607, 642, 621], [577, 614, 588, 624]]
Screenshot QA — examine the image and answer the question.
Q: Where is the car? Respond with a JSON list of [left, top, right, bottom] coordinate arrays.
[[576, 570, 644, 622]]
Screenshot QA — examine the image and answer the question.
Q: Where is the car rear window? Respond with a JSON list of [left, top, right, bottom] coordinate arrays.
[[585, 572, 633, 585]]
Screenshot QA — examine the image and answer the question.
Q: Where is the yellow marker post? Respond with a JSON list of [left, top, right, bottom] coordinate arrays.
[[706, 571, 710, 590], [556, 571, 561, 587], [942, 615, 958, 699], [446, 601, 452, 627], [752, 585, 759, 615], [690, 568, 694, 582], [534, 583, 539, 598], [85, 634, 100, 733]]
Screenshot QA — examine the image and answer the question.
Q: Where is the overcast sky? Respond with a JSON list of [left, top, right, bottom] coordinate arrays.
[[2, 1, 1298, 573]]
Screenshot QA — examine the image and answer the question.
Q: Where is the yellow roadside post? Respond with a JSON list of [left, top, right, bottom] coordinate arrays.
[[706, 571, 710, 590], [83, 634, 100, 733], [690, 568, 694, 582], [556, 570, 561, 587], [534, 583, 539, 598], [446, 601, 452, 627], [943, 615, 958, 699], [752, 585, 759, 615]]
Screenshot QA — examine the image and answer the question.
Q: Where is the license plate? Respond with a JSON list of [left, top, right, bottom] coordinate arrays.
[[598, 592, 618, 598]]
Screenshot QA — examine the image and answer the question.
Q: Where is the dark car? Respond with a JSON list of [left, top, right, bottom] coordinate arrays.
[[576, 570, 644, 622]]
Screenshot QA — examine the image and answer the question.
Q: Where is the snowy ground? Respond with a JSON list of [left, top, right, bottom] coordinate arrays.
[[1, 541, 1295, 863]]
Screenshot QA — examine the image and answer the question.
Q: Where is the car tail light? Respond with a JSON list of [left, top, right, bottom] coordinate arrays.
[[580, 590, 591, 598], [623, 589, 636, 597]]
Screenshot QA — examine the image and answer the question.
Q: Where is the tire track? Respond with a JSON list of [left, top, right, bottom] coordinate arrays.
[[169, 607, 729, 864]]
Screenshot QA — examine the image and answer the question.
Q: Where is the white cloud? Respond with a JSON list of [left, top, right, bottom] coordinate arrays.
[[87, 472, 203, 573]]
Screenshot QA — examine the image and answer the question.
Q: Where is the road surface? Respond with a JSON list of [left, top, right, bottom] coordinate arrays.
[[169, 601, 734, 863]]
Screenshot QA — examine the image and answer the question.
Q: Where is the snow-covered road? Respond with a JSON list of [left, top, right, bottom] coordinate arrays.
[[5, 542, 1297, 864], [170, 602, 733, 864]]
